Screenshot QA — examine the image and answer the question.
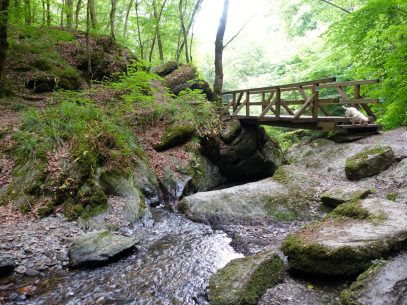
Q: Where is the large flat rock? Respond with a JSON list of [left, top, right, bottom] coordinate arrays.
[[209, 250, 284, 305], [178, 165, 319, 225], [69, 230, 139, 268], [281, 198, 407, 276]]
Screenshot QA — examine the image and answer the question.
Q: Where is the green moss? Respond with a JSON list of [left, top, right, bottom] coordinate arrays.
[[154, 125, 195, 151], [386, 192, 398, 201], [209, 251, 284, 305], [37, 201, 55, 218], [330, 200, 370, 220], [63, 199, 84, 221]]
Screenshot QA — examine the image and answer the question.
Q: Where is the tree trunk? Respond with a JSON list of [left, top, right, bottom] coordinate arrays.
[[85, 0, 91, 78], [148, 0, 167, 62], [75, 0, 82, 29], [46, 0, 50, 26], [60, 0, 64, 27], [123, 0, 134, 37], [213, 0, 229, 100], [153, 0, 164, 62], [135, 0, 144, 59], [110, 0, 117, 41], [179, 0, 189, 63], [88, 0, 97, 29], [0, 0, 10, 95], [66, 0, 73, 28], [41, 0, 45, 24], [24, 0, 31, 25], [176, 0, 203, 62]]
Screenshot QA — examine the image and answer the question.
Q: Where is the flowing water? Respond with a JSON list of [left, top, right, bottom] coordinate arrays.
[[22, 209, 243, 305]]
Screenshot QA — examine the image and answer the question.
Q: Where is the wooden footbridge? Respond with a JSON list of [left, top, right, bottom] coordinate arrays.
[[221, 77, 381, 135]]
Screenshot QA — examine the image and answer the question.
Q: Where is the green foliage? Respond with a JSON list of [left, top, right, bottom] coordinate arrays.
[[13, 100, 141, 170]]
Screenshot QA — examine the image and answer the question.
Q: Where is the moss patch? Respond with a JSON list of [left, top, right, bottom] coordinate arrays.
[[209, 251, 284, 305], [154, 125, 195, 151], [330, 200, 370, 220]]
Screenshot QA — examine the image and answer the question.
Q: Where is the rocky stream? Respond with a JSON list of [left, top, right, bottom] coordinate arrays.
[[1, 127, 406, 305]]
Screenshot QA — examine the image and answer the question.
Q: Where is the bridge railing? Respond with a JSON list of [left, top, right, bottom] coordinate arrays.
[[221, 78, 380, 122]]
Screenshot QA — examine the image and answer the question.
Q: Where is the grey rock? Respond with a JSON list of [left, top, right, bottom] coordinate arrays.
[[151, 61, 179, 77], [281, 198, 407, 276], [321, 186, 372, 207], [341, 252, 407, 305], [201, 122, 285, 181], [69, 230, 139, 268], [209, 250, 284, 305], [345, 145, 395, 180], [0, 254, 15, 276], [179, 165, 318, 225]]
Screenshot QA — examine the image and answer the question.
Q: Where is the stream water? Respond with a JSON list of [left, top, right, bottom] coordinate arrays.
[[18, 209, 243, 305]]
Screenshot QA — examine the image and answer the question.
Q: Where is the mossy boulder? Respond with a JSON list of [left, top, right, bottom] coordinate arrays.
[[209, 250, 284, 305], [345, 146, 395, 180], [201, 122, 285, 181], [340, 252, 407, 305], [281, 198, 407, 276], [178, 165, 317, 226], [151, 61, 179, 77], [154, 125, 195, 151], [164, 64, 198, 95], [321, 186, 372, 207], [69, 230, 139, 268]]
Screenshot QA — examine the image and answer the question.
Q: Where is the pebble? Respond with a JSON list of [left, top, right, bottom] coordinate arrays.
[[15, 266, 26, 274]]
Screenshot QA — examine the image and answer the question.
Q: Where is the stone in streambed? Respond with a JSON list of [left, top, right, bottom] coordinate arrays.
[[281, 198, 407, 276], [340, 251, 407, 305], [345, 145, 395, 180], [0, 254, 15, 276], [209, 250, 284, 305], [69, 230, 139, 268], [320, 186, 372, 207]]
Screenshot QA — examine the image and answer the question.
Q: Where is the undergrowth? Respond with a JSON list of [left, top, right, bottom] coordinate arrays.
[[13, 100, 142, 170]]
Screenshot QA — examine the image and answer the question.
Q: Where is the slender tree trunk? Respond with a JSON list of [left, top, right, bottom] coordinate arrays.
[[110, 0, 117, 41], [66, 0, 73, 28], [41, 0, 45, 24], [179, 0, 189, 63], [149, 0, 167, 62], [86, 0, 91, 78], [24, 0, 31, 25], [60, 0, 64, 27], [176, 0, 203, 62], [213, 0, 229, 100], [135, 0, 144, 59], [153, 0, 164, 62], [46, 0, 50, 25], [75, 0, 82, 29], [0, 0, 10, 95], [88, 0, 97, 29], [123, 0, 134, 37]]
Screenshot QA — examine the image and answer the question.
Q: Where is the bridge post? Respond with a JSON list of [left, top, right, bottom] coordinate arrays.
[[275, 88, 281, 118], [312, 84, 319, 119], [245, 91, 250, 116]]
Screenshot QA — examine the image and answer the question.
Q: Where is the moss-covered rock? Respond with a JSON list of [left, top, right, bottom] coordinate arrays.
[[340, 252, 407, 305], [63, 198, 84, 221], [345, 146, 395, 180], [281, 198, 407, 276], [151, 61, 179, 77], [69, 230, 139, 268], [164, 64, 198, 95], [321, 186, 372, 207], [209, 250, 284, 305], [154, 125, 195, 151]]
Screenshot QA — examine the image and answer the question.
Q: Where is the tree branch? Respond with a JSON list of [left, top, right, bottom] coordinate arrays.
[[320, 0, 351, 14], [223, 14, 255, 50]]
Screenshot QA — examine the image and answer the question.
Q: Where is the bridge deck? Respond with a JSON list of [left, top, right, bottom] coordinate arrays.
[[222, 78, 381, 134]]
